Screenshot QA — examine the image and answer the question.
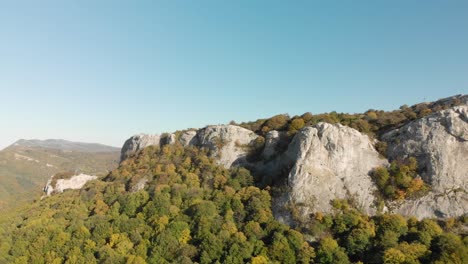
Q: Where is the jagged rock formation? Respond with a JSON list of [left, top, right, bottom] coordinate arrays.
[[179, 130, 198, 146], [118, 96, 467, 220], [383, 106, 468, 219], [284, 123, 386, 216], [120, 134, 161, 161], [195, 125, 259, 168], [44, 173, 97, 196], [121, 125, 258, 168]]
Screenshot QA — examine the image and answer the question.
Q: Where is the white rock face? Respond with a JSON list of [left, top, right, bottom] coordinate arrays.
[[383, 106, 468, 219], [120, 125, 259, 168], [196, 125, 259, 168], [44, 173, 97, 195], [179, 130, 198, 146], [286, 123, 386, 215], [120, 134, 161, 161], [395, 192, 467, 219]]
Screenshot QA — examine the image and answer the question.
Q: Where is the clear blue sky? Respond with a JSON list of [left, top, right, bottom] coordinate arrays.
[[0, 0, 467, 149]]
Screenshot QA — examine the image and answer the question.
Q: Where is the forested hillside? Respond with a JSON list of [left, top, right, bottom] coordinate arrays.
[[0, 140, 120, 210], [1, 144, 466, 263]]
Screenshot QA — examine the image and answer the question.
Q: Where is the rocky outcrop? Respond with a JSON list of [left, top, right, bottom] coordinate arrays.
[[394, 191, 467, 219], [120, 134, 161, 161], [179, 130, 198, 146], [120, 133, 181, 161], [196, 125, 259, 168], [44, 173, 97, 196], [285, 123, 386, 216], [117, 100, 467, 220], [121, 123, 387, 217], [121, 125, 258, 168], [383, 106, 468, 219]]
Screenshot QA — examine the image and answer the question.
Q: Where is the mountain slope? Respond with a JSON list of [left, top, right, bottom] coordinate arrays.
[[119, 95, 467, 220], [0, 144, 466, 263], [10, 139, 119, 153], [0, 95, 466, 263], [0, 139, 120, 209]]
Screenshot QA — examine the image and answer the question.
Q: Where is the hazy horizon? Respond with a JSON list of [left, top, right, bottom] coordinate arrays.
[[1, 1, 467, 150]]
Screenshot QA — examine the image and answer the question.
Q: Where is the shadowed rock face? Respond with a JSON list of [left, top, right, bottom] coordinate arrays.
[[383, 106, 468, 219], [262, 130, 287, 160], [284, 123, 386, 216], [179, 130, 198, 146]]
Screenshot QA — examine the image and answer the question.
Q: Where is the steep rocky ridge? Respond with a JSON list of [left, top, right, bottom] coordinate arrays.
[[121, 125, 258, 168], [383, 105, 468, 218], [120, 134, 162, 161], [118, 95, 467, 220], [122, 123, 386, 217]]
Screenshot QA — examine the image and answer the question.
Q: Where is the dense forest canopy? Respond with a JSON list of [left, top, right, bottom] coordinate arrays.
[[1, 144, 466, 263]]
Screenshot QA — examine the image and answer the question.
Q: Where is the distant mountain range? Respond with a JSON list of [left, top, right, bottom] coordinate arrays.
[[0, 139, 120, 209], [7, 139, 119, 153]]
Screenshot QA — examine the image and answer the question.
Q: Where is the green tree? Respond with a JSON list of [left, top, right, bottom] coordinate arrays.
[[316, 237, 350, 264]]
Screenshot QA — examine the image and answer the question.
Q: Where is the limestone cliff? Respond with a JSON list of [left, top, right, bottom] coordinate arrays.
[[117, 97, 467, 220], [120, 134, 162, 161], [44, 173, 97, 196], [121, 125, 258, 168], [383, 105, 468, 218], [195, 125, 259, 168], [284, 123, 386, 215]]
